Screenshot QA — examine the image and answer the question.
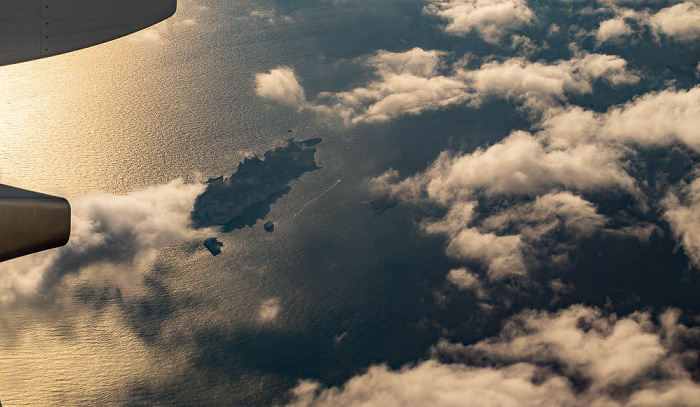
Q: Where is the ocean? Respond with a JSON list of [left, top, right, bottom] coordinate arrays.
[[0, 0, 466, 404]]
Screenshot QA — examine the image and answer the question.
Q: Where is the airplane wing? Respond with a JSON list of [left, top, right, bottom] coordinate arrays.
[[0, 0, 177, 262], [0, 0, 177, 67]]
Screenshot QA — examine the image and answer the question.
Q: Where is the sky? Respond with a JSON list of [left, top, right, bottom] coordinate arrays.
[[1, 0, 700, 405]]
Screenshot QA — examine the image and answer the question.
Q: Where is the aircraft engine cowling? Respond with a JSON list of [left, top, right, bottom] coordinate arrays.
[[0, 184, 70, 262]]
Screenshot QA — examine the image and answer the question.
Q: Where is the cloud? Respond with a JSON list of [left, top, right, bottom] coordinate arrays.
[[0, 180, 206, 305], [540, 86, 700, 152], [374, 83, 700, 280], [508, 34, 540, 56], [372, 84, 699, 285], [286, 305, 700, 407], [463, 52, 640, 112], [258, 48, 640, 123], [440, 306, 667, 388], [420, 191, 611, 280], [258, 298, 281, 322], [649, 2, 700, 42], [423, 0, 536, 44], [596, 17, 634, 44], [447, 268, 488, 298], [388, 130, 635, 203], [475, 193, 608, 274], [367, 48, 449, 78], [481, 192, 609, 238], [589, 2, 700, 45], [288, 361, 575, 407], [255, 67, 307, 107], [311, 48, 470, 123], [430, 217, 527, 279]]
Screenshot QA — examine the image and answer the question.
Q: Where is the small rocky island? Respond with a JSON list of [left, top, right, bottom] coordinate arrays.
[[191, 138, 322, 232], [263, 221, 275, 232], [203, 238, 223, 256]]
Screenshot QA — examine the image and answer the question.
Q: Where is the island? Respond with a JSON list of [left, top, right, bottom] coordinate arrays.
[[191, 138, 322, 232], [203, 238, 223, 256]]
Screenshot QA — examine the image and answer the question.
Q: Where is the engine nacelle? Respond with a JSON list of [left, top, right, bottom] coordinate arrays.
[[0, 184, 70, 262]]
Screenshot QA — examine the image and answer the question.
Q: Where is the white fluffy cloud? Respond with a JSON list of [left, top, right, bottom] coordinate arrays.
[[541, 86, 700, 152], [257, 48, 639, 123], [441, 306, 666, 388], [366, 83, 700, 294], [420, 191, 611, 280], [650, 2, 700, 42], [596, 17, 634, 44], [287, 305, 700, 407], [0, 180, 207, 305], [389, 130, 635, 203], [423, 0, 536, 44], [255, 67, 307, 107], [288, 361, 574, 407], [369, 84, 700, 284], [463, 52, 639, 112], [593, 2, 700, 45], [375, 123, 639, 280], [426, 203, 528, 279], [312, 48, 470, 123], [405, 170, 606, 281], [376, 85, 700, 279]]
